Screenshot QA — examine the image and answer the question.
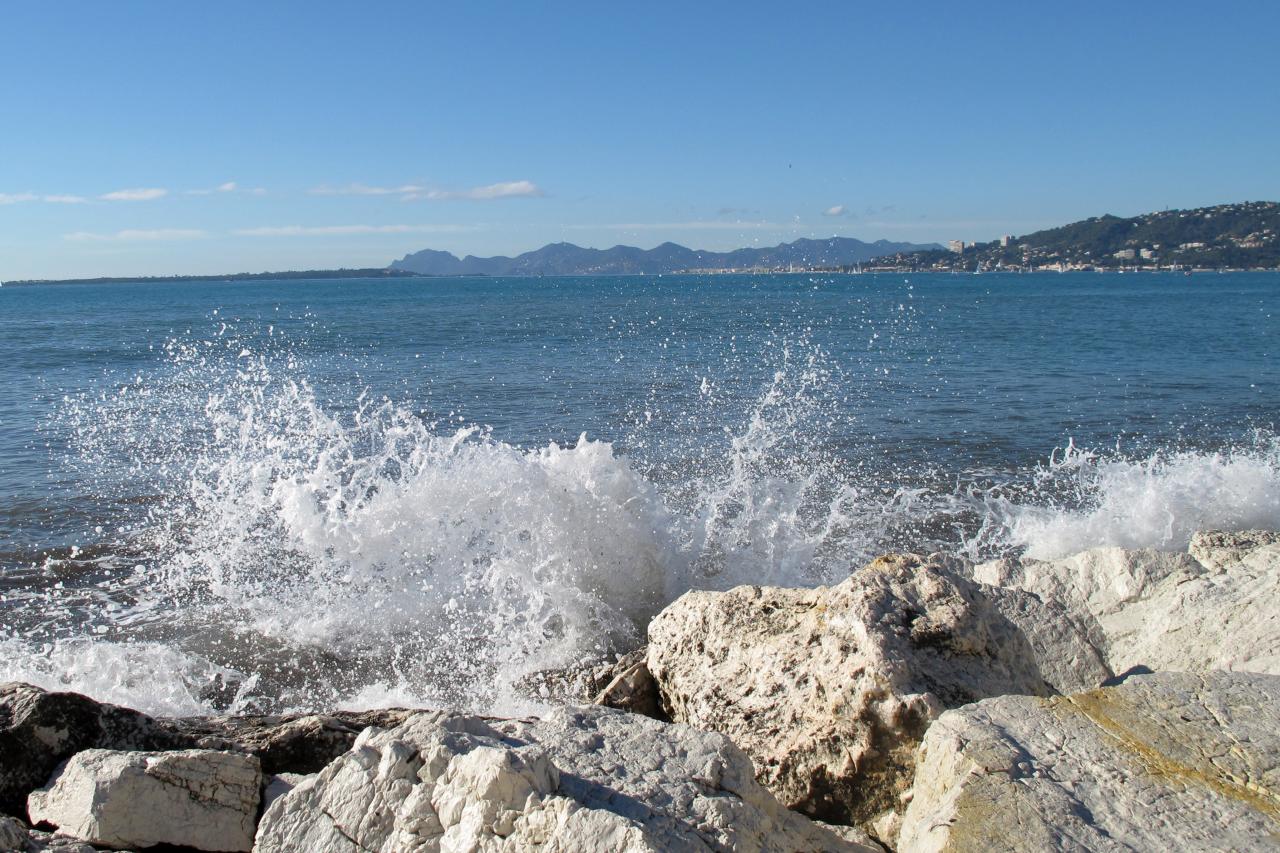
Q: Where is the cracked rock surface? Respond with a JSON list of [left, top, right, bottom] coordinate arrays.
[[898, 671, 1280, 852], [254, 704, 873, 852], [27, 749, 261, 852], [646, 554, 1069, 830], [974, 532, 1280, 675]]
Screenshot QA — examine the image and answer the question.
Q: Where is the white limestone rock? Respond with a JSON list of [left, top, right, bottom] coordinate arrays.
[[27, 749, 260, 852], [978, 585, 1112, 694], [646, 554, 1058, 827], [974, 533, 1280, 675], [898, 670, 1280, 852], [254, 704, 872, 853], [1189, 527, 1280, 571]]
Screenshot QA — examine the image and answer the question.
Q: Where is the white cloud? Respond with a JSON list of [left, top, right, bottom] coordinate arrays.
[[823, 205, 848, 217], [186, 181, 242, 196], [405, 180, 545, 201], [313, 180, 544, 201], [566, 220, 786, 231], [309, 183, 426, 196], [65, 229, 207, 241], [0, 192, 38, 204], [44, 194, 89, 204], [233, 223, 480, 237], [99, 187, 168, 201]]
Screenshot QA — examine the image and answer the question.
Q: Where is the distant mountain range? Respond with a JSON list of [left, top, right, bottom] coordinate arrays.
[[389, 237, 942, 276]]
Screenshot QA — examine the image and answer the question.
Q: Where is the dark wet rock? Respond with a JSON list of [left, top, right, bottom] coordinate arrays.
[[515, 647, 665, 720], [0, 684, 186, 818], [166, 709, 413, 775], [0, 682, 412, 819], [591, 649, 664, 719], [0, 814, 100, 852]]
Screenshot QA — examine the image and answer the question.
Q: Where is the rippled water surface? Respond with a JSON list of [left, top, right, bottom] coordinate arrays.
[[0, 272, 1276, 714]]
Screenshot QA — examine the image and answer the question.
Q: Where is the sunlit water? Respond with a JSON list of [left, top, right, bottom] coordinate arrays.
[[0, 272, 1276, 716]]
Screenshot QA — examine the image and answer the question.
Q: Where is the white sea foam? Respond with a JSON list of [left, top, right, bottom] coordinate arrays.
[[971, 436, 1280, 560], [26, 333, 1280, 717]]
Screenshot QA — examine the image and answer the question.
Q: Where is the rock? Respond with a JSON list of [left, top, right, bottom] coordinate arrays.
[[0, 817, 99, 853], [0, 816, 29, 851], [978, 585, 1112, 694], [646, 554, 1056, 827], [0, 683, 187, 817], [592, 650, 663, 719], [514, 648, 665, 719], [261, 772, 311, 814], [1189, 528, 1280, 571], [0, 682, 413, 816], [169, 709, 413, 774], [898, 671, 1280, 852], [27, 749, 260, 852], [974, 535, 1280, 675], [255, 705, 873, 852]]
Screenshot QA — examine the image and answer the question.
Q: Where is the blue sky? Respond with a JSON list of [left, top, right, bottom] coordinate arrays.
[[2, 1, 1278, 279]]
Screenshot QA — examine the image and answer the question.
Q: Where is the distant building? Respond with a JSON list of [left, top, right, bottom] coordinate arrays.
[[948, 240, 965, 254], [1113, 249, 1136, 260], [999, 235, 1012, 247], [1180, 242, 1206, 250]]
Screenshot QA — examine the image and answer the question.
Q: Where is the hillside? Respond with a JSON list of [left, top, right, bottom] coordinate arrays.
[[868, 201, 1280, 272], [389, 237, 942, 276]]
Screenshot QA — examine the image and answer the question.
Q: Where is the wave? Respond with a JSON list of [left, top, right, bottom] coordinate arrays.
[[15, 329, 1278, 716], [971, 436, 1280, 560]]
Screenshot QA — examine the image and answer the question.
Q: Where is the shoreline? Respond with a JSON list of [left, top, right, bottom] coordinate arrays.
[[4, 529, 1279, 850]]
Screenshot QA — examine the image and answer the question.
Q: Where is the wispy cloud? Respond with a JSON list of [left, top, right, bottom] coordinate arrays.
[[823, 205, 849, 217], [44, 194, 89, 204], [310, 183, 426, 197], [64, 228, 207, 241], [185, 181, 242, 196], [0, 193, 39, 205], [567, 220, 787, 231], [99, 187, 168, 202], [405, 181, 544, 201], [312, 180, 544, 201], [233, 223, 481, 237]]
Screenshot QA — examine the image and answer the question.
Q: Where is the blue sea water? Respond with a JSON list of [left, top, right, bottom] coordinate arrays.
[[0, 271, 1277, 715]]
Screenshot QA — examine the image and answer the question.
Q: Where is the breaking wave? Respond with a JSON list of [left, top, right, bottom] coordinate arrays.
[[5, 328, 1277, 717]]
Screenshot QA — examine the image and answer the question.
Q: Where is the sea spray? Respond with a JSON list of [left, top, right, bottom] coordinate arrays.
[[970, 434, 1280, 560], [12, 318, 1279, 716]]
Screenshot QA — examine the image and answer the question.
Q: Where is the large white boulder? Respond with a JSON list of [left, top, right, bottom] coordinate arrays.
[[975, 531, 1280, 674], [27, 749, 261, 852], [646, 554, 1084, 829], [898, 670, 1280, 852], [254, 705, 873, 852]]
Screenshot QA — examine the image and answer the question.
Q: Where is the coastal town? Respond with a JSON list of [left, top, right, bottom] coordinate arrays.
[[855, 201, 1280, 273]]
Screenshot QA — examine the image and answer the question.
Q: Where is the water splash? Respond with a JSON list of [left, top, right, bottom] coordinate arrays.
[[970, 435, 1280, 559], [14, 322, 1279, 717]]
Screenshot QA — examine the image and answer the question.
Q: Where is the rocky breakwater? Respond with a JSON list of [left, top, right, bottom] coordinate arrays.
[[0, 685, 874, 851], [640, 530, 1280, 849], [0, 529, 1278, 851], [644, 553, 1112, 839]]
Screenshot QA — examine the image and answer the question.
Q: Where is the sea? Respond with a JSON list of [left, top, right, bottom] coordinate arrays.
[[0, 271, 1276, 717]]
